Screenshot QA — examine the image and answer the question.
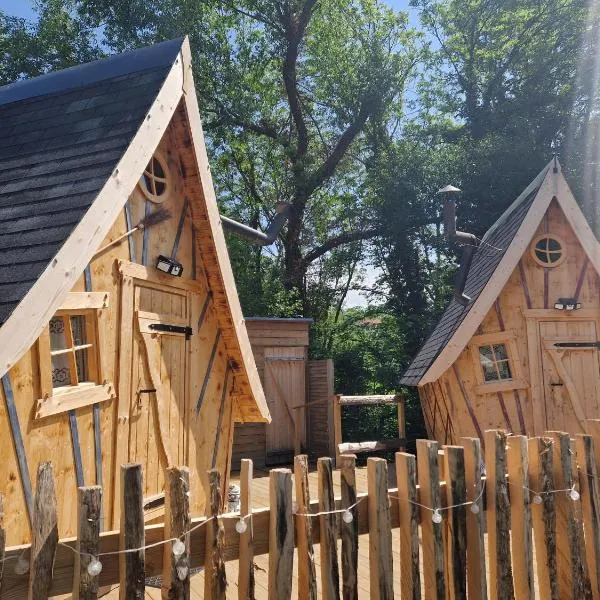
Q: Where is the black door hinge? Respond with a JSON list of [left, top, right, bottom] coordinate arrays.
[[554, 342, 600, 349], [148, 323, 193, 340]]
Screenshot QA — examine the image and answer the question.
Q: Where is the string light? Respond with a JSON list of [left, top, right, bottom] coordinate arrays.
[[470, 502, 480, 515], [235, 518, 247, 534], [294, 497, 364, 519], [342, 510, 354, 524], [87, 557, 103, 577], [14, 554, 29, 575], [432, 509, 442, 524], [533, 494, 543, 505], [172, 539, 186, 558]]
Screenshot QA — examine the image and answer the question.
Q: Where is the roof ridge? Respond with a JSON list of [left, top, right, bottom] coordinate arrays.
[[0, 37, 184, 107]]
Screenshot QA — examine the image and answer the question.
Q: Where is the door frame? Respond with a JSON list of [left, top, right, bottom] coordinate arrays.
[[524, 308, 600, 434], [112, 261, 203, 524]]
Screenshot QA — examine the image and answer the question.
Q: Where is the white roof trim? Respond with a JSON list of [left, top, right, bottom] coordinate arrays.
[[418, 163, 578, 386]]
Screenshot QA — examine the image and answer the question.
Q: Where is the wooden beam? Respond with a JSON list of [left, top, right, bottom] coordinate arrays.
[[337, 439, 405, 454], [35, 383, 115, 420], [318, 458, 339, 600], [195, 329, 221, 416], [73, 486, 102, 600], [339, 454, 358, 600], [58, 292, 109, 311], [238, 459, 255, 600], [204, 469, 226, 600], [337, 394, 402, 406], [268, 469, 293, 599]]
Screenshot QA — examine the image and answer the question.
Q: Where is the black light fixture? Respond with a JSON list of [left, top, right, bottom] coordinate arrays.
[[554, 297, 582, 311], [156, 255, 183, 277]]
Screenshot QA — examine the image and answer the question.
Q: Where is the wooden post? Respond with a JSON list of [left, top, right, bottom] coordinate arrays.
[[238, 459, 255, 600], [460, 438, 486, 600], [416, 439, 445, 600], [548, 431, 592, 599], [29, 462, 58, 600], [318, 457, 340, 600], [576, 433, 600, 600], [204, 469, 226, 600], [294, 408, 303, 457], [0, 494, 5, 589], [367, 457, 394, 600], [395, 452, 421, 600], [119, 464, 144, 600], [294, 455, 317, 600], [339, 454, 359, 600], [74, 486, 102, 600], [397, 397, 406, 442], [162, 466, 191, 599], [529, 436, 557, 600], [444, 446, 467, 600], [506, 435, 534, 600], [484, 430, 514, 600], [269, 468, 293, 600], [334, 395, 343, 466]]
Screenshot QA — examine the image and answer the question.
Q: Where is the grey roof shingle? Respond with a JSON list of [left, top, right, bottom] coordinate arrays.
[[0, 38, 184, 325], [400, 164, 551, 386]]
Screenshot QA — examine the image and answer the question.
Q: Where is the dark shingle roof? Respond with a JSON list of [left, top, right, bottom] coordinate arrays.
[[0, 38, 183, 325], [401, 164, 551, 386]]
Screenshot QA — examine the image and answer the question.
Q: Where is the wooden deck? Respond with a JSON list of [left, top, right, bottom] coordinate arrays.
[[102, 463, 406, 599]]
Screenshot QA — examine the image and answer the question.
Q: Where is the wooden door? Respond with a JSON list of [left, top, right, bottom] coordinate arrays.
[[539, 320, 600, 432], [127, 281, 192, 501], [264, 346, 306, 465]]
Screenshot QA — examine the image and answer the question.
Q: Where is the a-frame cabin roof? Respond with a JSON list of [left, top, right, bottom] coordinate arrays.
[[401, 161, 600, 387], [0, 37, 269, 421]]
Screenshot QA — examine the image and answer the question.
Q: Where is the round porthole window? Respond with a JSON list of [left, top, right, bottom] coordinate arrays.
[[531, 234, 566, 267], [140, 154, 170, 203]]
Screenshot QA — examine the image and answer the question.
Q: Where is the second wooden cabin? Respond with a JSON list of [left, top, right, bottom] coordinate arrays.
[[402, 161, 600, 444]]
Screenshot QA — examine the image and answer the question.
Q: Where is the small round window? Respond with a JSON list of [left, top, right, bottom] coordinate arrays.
[[140, 154, 170, 203], [531, 234, 565, 267]]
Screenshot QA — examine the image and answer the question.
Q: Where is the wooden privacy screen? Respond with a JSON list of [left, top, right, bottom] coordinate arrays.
[[6, 423, 600, 599]]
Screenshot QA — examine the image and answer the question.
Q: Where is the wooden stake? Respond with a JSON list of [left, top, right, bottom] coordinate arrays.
[[334, 395, 343, 466], [28, 462, 58, 600], [319, 457, 340, 600], [547, 431, 592, 599], [506, 435, 534, 600], [460, 438, 486, 600], [162, 466, 191, 599], [444, 446, 467, 600], [294, 455, 317, 600], [367, 457, 394, 600], [268, 468, 293, 600], [204, 469, 226, 600], [416, 439, 445, 600], [0, 494, 4, 589], [395, 452, 421, 600], [339, 454, 359, 600], [529, 436, 557, 600], [119, 464, 144, 600], [576, 433, 600, 600], [484, 430, 514, 600], [74, 486, 102, 600], [238, 459, 255, 600]]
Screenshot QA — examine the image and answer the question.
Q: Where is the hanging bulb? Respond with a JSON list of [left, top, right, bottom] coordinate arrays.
[[14, 554, 29, 575], [533, 494, 543, 505], [87, 557, 103, 577], [235, 518, 247, 534], [172, 539, 186, 558], [342, 510, 354, 524], [569, 488, 580, 502], [432, 509, 442, 524], [470, 502, 480, 515], [177, 565, 189, 581]]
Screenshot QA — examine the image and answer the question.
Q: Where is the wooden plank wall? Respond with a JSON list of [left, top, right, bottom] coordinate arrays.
[[307, 359, 335, 460], [424, 199, 600, 444], [0, 102, 241, 545]]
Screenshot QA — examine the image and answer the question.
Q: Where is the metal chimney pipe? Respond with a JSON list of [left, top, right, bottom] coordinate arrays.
[[221, 202, 292, 246]]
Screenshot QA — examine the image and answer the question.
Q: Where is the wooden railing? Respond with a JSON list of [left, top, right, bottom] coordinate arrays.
[[333, 393, 406, 464], [5, 423, 600, 598]]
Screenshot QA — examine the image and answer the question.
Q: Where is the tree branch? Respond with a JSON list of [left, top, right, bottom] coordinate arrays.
[[304, 227, 381, 264]]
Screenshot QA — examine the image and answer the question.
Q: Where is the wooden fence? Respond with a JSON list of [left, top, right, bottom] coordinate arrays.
[[4, 424, 600, 598]]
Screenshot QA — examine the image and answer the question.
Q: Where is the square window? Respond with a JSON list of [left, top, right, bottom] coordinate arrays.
[[478, 343, 512, 382]]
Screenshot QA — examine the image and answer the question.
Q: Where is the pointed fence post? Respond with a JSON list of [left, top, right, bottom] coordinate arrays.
[[268, 468, 293, 600], [319, 457, 340, 600], [238, 459, 255, 600], [339, 454, 359, 600], [74, 486, 102, 600], [294, 455, 317, 600], [205, 469, 226, 600], [29, 462, 58, 600], [119, 463, 144, 600], [162, 466, 190, 598]]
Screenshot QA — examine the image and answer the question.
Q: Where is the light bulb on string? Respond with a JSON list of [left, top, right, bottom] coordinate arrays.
[[432, 509, 442, 524], [235, 518, 247, 534], [87, 557, 103, 577], [172, 539, 186, 558], [177, 565, 189, 581], [342, 510, 354, 524], [14, 554, 29, 575], [533, 494, 543, 505], [470, 502, 480, 515], [569, 487, 580, 502]]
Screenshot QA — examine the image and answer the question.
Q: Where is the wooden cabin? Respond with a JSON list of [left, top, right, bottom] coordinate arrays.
[[230, 318, 336, 469], [402, 161, 600, 444], [0, 37, 269, 545]]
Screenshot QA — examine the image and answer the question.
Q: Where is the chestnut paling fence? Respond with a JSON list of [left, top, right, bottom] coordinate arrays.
[[3, 424, 600, 599]]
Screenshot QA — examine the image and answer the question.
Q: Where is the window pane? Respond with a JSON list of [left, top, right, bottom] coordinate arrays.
[[75, 348, 89, 382], [49, 317, 67, 350], [497, 360, 512, 380], [479, 346, 493, 360], [493, 344, 508, 360], [547, 238, 561, 251], [70, 316, 87, 346], [548, 252, 562, 263], [52, 355, 72, 387], [483, 362, 498, 381]]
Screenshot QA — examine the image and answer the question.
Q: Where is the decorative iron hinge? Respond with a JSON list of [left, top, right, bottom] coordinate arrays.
[[148, 323, 193, 339], [554, 341, 600, 349]]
